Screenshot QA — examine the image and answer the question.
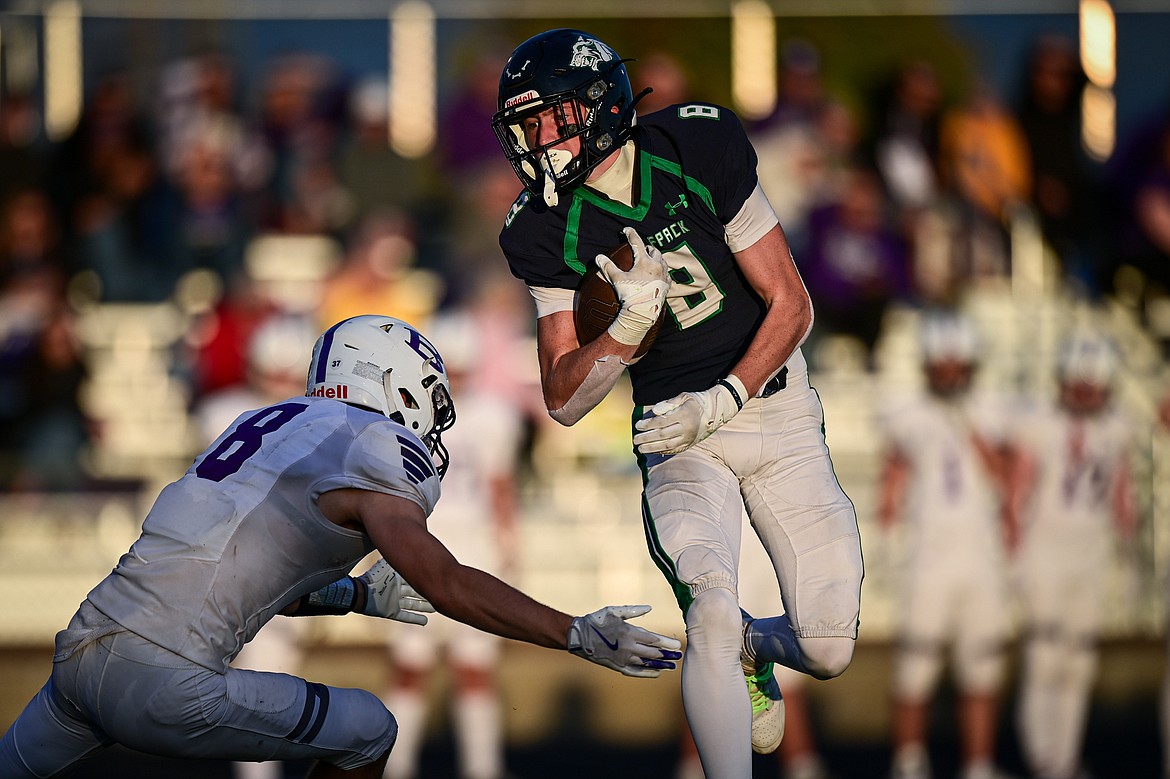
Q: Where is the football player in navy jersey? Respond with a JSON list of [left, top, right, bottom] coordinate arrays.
[[0, 315, 680, 779], [492, 29, 863, 778]]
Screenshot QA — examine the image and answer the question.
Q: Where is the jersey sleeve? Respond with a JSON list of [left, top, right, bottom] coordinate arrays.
[[314, 417, 441, 516], [973, 393, 1017, 445], [499, 191, 583, 291], [1007, 398, 1045, 454]]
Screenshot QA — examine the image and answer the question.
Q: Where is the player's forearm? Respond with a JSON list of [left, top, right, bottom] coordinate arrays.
[[730, 226, 813, 395], [280, 576, 369, 616], [540, 318, 636, 421], [731, 290, 811, 396], [877, 453, 908, 528], [426, 562, 571, 649], [1113, 461, 1137, 538]]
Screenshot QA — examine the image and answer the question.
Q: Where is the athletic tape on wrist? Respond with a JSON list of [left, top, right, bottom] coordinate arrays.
[[716, 378, 745, 411], [306, 577, 357, 614]]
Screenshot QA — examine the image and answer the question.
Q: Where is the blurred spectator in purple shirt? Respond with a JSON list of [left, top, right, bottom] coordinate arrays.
[[801, 164, 911, 370]]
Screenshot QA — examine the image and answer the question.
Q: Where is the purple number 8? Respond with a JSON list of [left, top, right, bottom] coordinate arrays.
[[196, 403, 309, 482]]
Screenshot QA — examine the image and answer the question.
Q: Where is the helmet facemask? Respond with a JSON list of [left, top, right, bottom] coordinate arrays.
[[384, 371, 455, 479], [493, 30, 636, 207]]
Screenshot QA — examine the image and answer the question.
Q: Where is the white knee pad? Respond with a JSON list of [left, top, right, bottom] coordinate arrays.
[[894, 642, 945, 701], [685, 584, 742, 650], [955, 639, 1006, 694], [796, 635, 854, 680]]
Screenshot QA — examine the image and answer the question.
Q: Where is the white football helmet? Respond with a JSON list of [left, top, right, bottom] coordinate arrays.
[[1057, 330, 1117, 387], [919, 309, 980, 364], [307, 315, 455, 478], [919, 309, 980, 397], [1056, 329, 1117, 415]]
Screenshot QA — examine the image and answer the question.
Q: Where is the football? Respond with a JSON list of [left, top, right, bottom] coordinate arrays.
[[574, 241, 665, 359]]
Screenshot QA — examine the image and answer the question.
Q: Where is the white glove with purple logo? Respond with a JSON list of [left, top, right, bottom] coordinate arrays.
[[567, 604, 682, 678]]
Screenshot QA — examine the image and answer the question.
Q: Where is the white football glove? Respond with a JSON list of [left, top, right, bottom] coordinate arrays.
[[567, 604, 682, 678], [595, 227, 671, 346], [356, 559, 435, 625], [633, 375, 748, 455]]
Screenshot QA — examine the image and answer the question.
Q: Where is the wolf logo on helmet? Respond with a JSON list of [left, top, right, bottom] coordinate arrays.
[[569, 35, 615, 71], [306, 315, 455, 478]]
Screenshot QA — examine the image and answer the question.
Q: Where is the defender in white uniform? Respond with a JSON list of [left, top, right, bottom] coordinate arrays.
[[0, 315, 681, 779], [877, 311, 1017, 779], [193, 313, 321, 779], [1012, 331, 1135, 779]]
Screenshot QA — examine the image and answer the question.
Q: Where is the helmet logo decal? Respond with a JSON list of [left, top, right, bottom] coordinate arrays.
[[404, 327, 445, 373], [569, 36, 613, 71], [504, 59, 531, 81], [505, 89, 540, 109]]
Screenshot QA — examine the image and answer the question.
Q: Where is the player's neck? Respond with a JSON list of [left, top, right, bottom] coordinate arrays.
[[585, 142, 636, 206]]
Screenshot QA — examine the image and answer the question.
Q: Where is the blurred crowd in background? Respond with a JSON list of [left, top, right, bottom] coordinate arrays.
[[2, 16, 1170, 493], [5, 11, 1170, 777]]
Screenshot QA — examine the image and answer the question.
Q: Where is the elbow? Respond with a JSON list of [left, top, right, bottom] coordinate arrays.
[[789, 290, 814, 347], [799, 290, 814, 336], [548, 404, 584, 427]]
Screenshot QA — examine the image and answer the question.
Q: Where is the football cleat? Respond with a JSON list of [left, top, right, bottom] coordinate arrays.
[[741, 611, 785, 754]]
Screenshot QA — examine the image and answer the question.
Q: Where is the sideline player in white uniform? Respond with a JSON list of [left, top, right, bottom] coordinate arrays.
[[0, 315, 681, 779], [1011, 331, 1135, 779], [380, 312, 526, 779], [492, 28, 862, 779], [877, 310, 1017, 779]]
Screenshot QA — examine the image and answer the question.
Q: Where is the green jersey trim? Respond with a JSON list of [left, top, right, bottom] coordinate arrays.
[[562, 149, 717, 275]]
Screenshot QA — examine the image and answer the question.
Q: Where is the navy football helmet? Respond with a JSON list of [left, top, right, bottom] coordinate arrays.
[[492, 29, 638, 206]]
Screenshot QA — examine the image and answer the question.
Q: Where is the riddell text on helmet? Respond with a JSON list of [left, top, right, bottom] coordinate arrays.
[[309, 384, 349, 399]]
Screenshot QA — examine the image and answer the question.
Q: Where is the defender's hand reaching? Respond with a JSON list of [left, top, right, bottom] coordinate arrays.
[[567, 605, 682, 678]]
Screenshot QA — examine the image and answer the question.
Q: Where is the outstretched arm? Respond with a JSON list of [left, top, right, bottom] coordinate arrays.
[[318, 488, 681, 677]]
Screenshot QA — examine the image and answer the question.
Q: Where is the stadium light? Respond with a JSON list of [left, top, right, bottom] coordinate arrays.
[[44, 0, 83, 141], [1079, 0, 1115, 160], [389, 0, 436, 158], [1079, 0, 1115, 88], [731, 0, 776, 121]]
